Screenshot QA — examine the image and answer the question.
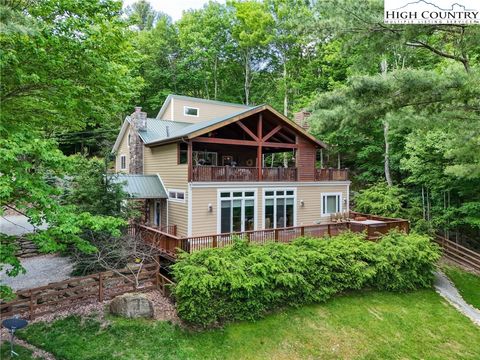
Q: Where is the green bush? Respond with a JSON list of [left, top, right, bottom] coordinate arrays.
[[172, 231, 439, 327], [372, 232, 440, 291]]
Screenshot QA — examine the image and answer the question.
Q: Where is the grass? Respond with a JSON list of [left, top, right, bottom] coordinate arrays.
[[0, 342, 36, 359], [17, 290, 480, 360], [443, 265, 480, 310]]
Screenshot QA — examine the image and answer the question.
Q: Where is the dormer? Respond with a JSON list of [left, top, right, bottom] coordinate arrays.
[[156, 94, 251, 123]]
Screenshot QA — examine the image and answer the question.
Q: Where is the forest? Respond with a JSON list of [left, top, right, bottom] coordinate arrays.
[[1, 0, 479, 285]]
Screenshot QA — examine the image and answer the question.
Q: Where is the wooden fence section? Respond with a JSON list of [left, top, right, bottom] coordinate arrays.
[[0, 263, 160, 320], [434, 235, 480, 273]]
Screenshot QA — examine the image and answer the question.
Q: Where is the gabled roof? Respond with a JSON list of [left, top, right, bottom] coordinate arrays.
[[148, 105, 327, 148], [112, 104, 326, 153], [156, 94, 251, 120], [112, 174, 167, 199]]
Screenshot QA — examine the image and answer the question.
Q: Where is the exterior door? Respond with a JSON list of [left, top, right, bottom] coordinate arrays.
[[154, 201, 161, 227]]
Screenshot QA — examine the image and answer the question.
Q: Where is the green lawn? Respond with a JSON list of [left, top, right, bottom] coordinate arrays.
[[0, 342, 36, 360], [443, 265, 480, 310], [17, 290, 480, 360]]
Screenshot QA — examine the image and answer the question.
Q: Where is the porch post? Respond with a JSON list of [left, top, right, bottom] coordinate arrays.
[[187, 140, 193, 182], [257, 113, 263, 181]]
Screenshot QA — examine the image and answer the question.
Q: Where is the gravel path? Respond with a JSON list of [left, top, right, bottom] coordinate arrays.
[[1, 254, 73, 291], [434, 270, 480, 326]]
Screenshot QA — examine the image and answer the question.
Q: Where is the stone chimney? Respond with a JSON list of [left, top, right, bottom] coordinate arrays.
[[132, 106, 147, 131], [129, 106, 147, 174], [294, 110, 311, 130]]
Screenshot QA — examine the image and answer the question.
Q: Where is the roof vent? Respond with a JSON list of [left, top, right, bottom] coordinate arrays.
[[165, 125, 170, 137]]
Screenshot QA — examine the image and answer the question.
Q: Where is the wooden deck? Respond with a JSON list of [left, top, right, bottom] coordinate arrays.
[[134, 212, 409, 260]]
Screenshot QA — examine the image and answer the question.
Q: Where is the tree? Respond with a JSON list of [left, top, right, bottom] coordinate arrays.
[[177, 2, 234, 100], [1, 0, 140, 133], [125, 0, 160, 31], [0, 0, 139, 298], [230, 0, 274, 105]]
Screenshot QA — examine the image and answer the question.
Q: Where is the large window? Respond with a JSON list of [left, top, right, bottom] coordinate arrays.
[[264, 190, 295, 229], [219, 191, 256, 233], [321, 192, 342, 215]]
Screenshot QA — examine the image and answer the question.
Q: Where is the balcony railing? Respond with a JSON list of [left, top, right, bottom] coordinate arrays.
[[192, 166, 348, 182], [315, 168, 349, 181], [193, 166, 259, 181]]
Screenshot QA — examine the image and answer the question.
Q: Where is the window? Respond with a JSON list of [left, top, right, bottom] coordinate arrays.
[[120, 155, 126, 170], [264, 189, 295, 229], [184, 106, 199, 117], [321, 193, 342, 215], [128, 133, 131, 147], [193, 151, 218, 166], [218, 190, 256, 233], [168, 189, 186, 203], [179, 143, 188, 164]]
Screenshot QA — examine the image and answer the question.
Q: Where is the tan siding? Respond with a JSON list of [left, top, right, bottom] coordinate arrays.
[[159, 98, 247, 123], [191, 187, 217, 235], [297, 185, 348, 225], [115, 125, 131, 173], [191, 184, 349, 236], [143, 143, 189, 236]]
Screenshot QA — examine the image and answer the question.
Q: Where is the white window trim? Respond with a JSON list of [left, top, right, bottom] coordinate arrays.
[[168, 189, 186, 203], [184, 106, 199, 117], [262, 188, 297, 229], [120, 154, 127, 170], [216, 188, 258, 234], [321, 192, 342, 216]]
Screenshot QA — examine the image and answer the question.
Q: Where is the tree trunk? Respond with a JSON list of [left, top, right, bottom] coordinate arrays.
[[422, 186, 426, 220], [381, 59, 393, 186], [244, 50, 250, 105], [384, 120, 393, 186], [283, 60, 288, 116], [213, 57, 218, 100]]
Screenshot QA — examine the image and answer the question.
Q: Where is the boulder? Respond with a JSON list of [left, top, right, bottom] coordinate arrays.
[[109, 293, 154, 319]]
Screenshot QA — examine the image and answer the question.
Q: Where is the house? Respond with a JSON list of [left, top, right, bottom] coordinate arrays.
[[112, 95, 350, 239]]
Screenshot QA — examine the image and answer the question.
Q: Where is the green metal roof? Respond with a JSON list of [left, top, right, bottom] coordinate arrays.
[[134, 106, 262, 146], [112, 174, 167, 199]]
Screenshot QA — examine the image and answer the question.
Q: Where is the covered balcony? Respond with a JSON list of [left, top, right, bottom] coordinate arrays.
[[180, 109, 349, 183]]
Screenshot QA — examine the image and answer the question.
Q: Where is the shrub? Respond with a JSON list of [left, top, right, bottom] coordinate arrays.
[[172, 231, 439, 327], [372, 231, 440, 291]]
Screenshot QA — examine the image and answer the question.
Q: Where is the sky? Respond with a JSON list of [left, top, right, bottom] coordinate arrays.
[[122, 0, 225, 22]]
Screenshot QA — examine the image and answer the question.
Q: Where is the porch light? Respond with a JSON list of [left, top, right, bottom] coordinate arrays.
[[208, 203, 213, 212], [300, 200, 304, 207]]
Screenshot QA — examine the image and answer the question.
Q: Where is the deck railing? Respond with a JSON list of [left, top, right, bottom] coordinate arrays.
[[315, 168, 349, 181], [193, 166, 259, 181], [192, 166, 348, 182], [135, 214, 409, 258], [262, 167, 297, 181]]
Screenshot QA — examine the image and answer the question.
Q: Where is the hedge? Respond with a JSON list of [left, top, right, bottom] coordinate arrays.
[[171, 231, 440, 327]]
